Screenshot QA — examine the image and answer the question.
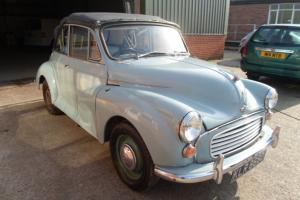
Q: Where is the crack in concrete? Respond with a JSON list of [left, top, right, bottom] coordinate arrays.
[[275, 109, 300, 121]]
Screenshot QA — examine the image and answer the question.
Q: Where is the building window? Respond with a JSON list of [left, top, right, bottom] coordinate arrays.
[[268, 3, 300, 24]]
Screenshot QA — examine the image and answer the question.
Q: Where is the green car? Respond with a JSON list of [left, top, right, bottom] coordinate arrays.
[[241, 24, 300, 80]]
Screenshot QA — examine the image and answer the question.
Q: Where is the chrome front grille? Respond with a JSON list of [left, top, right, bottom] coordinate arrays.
[[210, 117, 263, 157]]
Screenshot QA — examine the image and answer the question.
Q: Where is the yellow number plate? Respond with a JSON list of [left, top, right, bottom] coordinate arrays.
[[260, 51, 287, 59]]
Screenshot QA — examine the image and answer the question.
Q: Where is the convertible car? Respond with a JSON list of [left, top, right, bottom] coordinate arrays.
[[36, 13, 280, 191]]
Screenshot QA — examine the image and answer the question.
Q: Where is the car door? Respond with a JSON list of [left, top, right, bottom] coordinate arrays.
[[69, 25, 107, 136], [52, 25, 77, 119]]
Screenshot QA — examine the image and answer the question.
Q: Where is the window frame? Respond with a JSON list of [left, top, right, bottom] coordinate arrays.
[[88, 31, 103, 62], [99, 22, 190, 61], [54, 24, 70, 55], [57, 24, 103, 64], [268, 3, 300, 24], [69, 25, 90, 61]]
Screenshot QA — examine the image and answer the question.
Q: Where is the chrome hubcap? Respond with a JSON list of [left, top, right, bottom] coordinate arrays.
[[120, 144, 137, 170]]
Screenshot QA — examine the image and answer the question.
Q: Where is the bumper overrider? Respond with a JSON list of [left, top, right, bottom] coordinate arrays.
[[154, 125, 280, 184]]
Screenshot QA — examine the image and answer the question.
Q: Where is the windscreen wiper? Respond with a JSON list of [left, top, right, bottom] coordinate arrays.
[[254, 39, 269, 45], [138, 51, 175, 59], [173, 51, 190, 56]]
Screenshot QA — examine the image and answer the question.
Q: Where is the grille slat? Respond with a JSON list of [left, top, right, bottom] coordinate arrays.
[[213, 119, 259, 140], [211, 117, 262, 157], [212, 123, 261, 145], [213, 128, 260, 149], [212, 128, 260, 153], [212, 134, 261, 156]]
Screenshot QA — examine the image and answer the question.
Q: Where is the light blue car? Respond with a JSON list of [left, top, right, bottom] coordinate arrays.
[[36, 13, 280, 191]]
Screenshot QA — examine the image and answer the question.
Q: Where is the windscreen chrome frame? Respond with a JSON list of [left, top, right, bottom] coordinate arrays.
[[98, 22, 190, 61]]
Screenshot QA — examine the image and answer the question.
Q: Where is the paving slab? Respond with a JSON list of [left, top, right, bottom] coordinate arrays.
[[0, 98, 299, 200], [0, 82, 42, 109]]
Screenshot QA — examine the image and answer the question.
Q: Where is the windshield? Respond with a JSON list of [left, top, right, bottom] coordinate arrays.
[[102, 25, 188, 60], [251, 26, 300, 46]]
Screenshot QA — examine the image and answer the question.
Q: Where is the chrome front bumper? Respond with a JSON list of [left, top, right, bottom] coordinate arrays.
[[154, 125, 281, 184]]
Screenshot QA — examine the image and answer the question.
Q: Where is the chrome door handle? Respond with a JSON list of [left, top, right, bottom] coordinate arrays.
[[64, 64, 70, 68]]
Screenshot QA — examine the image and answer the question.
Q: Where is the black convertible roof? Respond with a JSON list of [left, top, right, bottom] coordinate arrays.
[[60, 12, 179, 29]]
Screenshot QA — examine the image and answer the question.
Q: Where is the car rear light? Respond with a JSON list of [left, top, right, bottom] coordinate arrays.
[[241, 46, 248, 58]]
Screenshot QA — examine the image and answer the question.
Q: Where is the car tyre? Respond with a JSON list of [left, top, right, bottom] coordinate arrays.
[[246, 72, 260, 81], [110, 122, 159, 191], [42, 80, 63, 115]]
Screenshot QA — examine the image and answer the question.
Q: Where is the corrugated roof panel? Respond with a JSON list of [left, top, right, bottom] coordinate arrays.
[[145, 0, 229, 35], [231, 0, 300, 5]]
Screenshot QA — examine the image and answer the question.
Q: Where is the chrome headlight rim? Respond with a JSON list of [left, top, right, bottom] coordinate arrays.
[[265, 88, 278, 110], [179, 111, 203, 143]]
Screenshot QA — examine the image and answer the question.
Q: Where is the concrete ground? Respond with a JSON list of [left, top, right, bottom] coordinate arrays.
[[0, 50, 300, 200]]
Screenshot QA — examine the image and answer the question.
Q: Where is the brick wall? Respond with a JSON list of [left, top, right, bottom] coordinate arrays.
[[229, 4, 269, 26], [184, 35, 226, 60], [228, 4, 269, 41], [135, 0, 225, 60]]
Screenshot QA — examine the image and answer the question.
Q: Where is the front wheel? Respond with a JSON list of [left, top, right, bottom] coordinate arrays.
[[110, 122, 159, 191]]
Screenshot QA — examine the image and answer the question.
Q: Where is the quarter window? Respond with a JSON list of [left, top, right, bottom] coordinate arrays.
[[89, 32, 102, 61], [70, 26, 88, 60], [268, 3, 300, 24]]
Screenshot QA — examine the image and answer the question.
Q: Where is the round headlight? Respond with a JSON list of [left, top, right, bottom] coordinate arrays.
[[179, 112, 202, 143], [265, 88, 278, 109]]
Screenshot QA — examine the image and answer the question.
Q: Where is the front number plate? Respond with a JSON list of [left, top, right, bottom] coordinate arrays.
[[230, 150, 266, 183]]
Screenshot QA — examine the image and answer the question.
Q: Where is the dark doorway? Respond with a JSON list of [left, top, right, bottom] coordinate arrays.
[[0, 0, 125, 82]]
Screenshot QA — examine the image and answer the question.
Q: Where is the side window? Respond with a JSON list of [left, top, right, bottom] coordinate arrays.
[[70, 26, 88, 60], [89, 32, 102, 61], [55, 25, 68, 54]]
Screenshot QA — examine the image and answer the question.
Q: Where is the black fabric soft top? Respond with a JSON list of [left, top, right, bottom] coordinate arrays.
[[60, 12, 178, 29], [53, 12, 180, 48]]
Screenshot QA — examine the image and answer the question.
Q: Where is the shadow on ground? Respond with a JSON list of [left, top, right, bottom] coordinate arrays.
[[259, 77, 300, 120], [0, 102, 239, 200]]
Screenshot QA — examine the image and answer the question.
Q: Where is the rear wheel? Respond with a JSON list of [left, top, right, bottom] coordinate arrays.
[[110, 122, 159, 191], [246, 72, 260, 81], [42, 80, 62, 115]]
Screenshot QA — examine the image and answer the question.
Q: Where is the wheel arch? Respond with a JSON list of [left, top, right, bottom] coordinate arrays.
[[241, 78, 272, 109], [95, 87, 194, 167], [104, 115, 136, 142], [36, 61, 59, 102], [38, 75, 46, 85]]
